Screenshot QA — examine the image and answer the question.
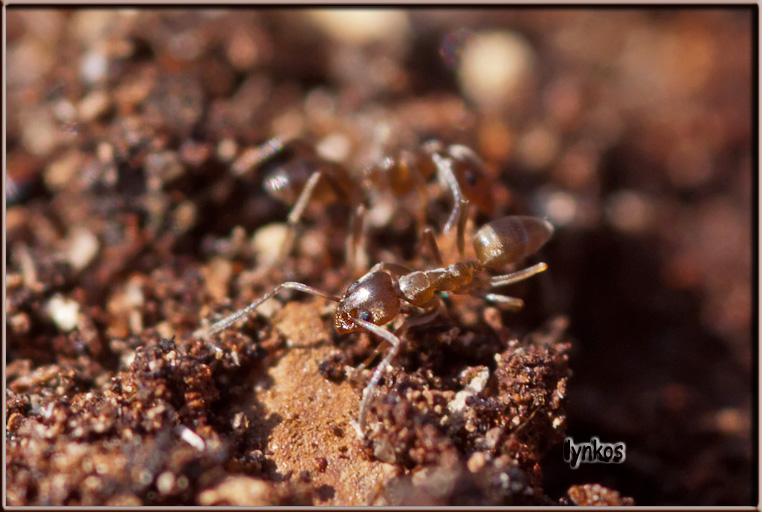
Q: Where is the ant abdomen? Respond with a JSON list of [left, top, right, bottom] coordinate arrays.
[[473, 216, 554, 269]]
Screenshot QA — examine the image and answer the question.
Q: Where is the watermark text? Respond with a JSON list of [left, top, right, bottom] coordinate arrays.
[[563, 437, 626, 469]]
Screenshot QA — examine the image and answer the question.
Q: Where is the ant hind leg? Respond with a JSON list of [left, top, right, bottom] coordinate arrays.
[[490, 262, 548, 287], [346, 204, 367, 278], [275, 170, 326, 263], [481, 293, 524, 310]]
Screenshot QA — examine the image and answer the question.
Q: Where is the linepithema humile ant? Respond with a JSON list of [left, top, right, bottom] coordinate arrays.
[[193, 200, 553, 437], [233, 136, 496, 274]]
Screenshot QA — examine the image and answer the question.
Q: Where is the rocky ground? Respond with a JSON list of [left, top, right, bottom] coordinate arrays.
[[6, 8, 753, 506]]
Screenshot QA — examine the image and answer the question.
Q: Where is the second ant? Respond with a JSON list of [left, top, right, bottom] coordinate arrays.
[[232, 136, 497, 274]]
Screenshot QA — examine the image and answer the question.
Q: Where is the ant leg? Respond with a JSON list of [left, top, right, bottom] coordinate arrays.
[[419, 227, 444, 266], [351, 317, 404, 436], [352, 307, 440, 436], [193, 282, 340, 340], [346, 204, 366, 278], [274, 170, 325, 262], [490, 262, 548, 288], [481, 293, 524, 310], [456, 199, 470, 260], [431, 152, 465, 234], [368, 261, 414, 278]]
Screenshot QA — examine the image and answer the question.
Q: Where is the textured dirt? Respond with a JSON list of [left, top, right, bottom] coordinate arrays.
[[6, 7, 753, 507]]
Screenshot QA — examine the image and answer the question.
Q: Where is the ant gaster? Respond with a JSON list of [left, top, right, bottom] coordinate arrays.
[[234, 136, 495, 273], [193, 201, 554, 437]]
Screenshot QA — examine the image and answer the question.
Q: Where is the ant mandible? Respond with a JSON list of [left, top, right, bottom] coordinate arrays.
[[234, 136, 495, 274], [193, 201, 554, 437]]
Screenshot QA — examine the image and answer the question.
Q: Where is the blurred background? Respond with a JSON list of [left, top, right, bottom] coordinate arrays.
[[6, 8, 754, 505]]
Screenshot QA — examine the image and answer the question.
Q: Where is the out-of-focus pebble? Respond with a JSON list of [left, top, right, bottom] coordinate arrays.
[[251, 223, 289, 267], [78, 90, 111, 122], [203, 258, 233, 304], [171, 201, 197, 234], [20, 108, 58, 157], [80, 50, 109, 84], [8, 37, 54, 87], [316, 133, 351, 162], [307, 10, 410, 45], [458, 31, 536, 112], [65, 227, 100, 271], [44, 150, 82, 192], [217, 139, 238, 163], [44, 295, 81, 332], [198, 476, 274, 506], [605, 190, 655, 234], [517, 127, 560, 172], [156, 472, 175, 495]]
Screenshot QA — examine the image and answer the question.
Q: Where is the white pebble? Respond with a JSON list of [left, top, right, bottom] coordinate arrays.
[[45, 294, 81, 331], [458, 31, 536, 111], [316, 133, 351, 162], [80, 50, 109, 84], [251, 223, 290, 267], [307, 9, 410, 45], [65, 227, 100, 271]]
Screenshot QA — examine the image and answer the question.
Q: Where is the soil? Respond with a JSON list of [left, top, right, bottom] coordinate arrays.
[[6, 8, 754, 506]]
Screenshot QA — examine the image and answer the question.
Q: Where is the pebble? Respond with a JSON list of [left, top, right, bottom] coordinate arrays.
[[458, 30, 536, 111], [78, 90, 111, 122], [251, 223, 290, 267], [65, 227, 100, 271], [44, 294, 81, 331], [307, 9, 410, 45]]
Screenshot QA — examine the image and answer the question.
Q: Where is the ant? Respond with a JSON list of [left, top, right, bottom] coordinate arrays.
[[233, 136, 496, 274], [193, 201, 553, 437]]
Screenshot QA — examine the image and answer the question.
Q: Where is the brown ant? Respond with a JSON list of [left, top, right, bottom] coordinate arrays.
[[234, 136, 496, 274], [193, 201, 553, 436]]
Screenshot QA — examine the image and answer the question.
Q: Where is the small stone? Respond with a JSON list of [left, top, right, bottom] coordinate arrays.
[[198, 476, 275, 506], [458, 30, 536, 112], [65, 227, 99, 271], [156, 471, 175, 495], [78, 90, 111, 122], [251, 223, 290, 267], [44, 150, 82, 192], [467, 451, 486, 473], [307, 9, 410, 45], [80, 50, 109, 84], [44, 294, 81, 331]]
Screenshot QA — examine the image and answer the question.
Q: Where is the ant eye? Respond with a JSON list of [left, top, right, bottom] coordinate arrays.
[[464, 169, 478, 186], [358, 311, 372, 322]]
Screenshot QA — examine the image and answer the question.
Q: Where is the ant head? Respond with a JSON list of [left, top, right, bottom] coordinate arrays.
[[334, 271, 401, 334], [448, 144, 495, 216], [473, 216, 554, 269]]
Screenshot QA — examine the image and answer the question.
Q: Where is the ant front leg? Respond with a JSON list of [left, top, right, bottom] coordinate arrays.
[[351, 306, 441, 437], [430, 152, 466, 234], [193, 282, 340, 341], [350, 317, 404, 437]]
